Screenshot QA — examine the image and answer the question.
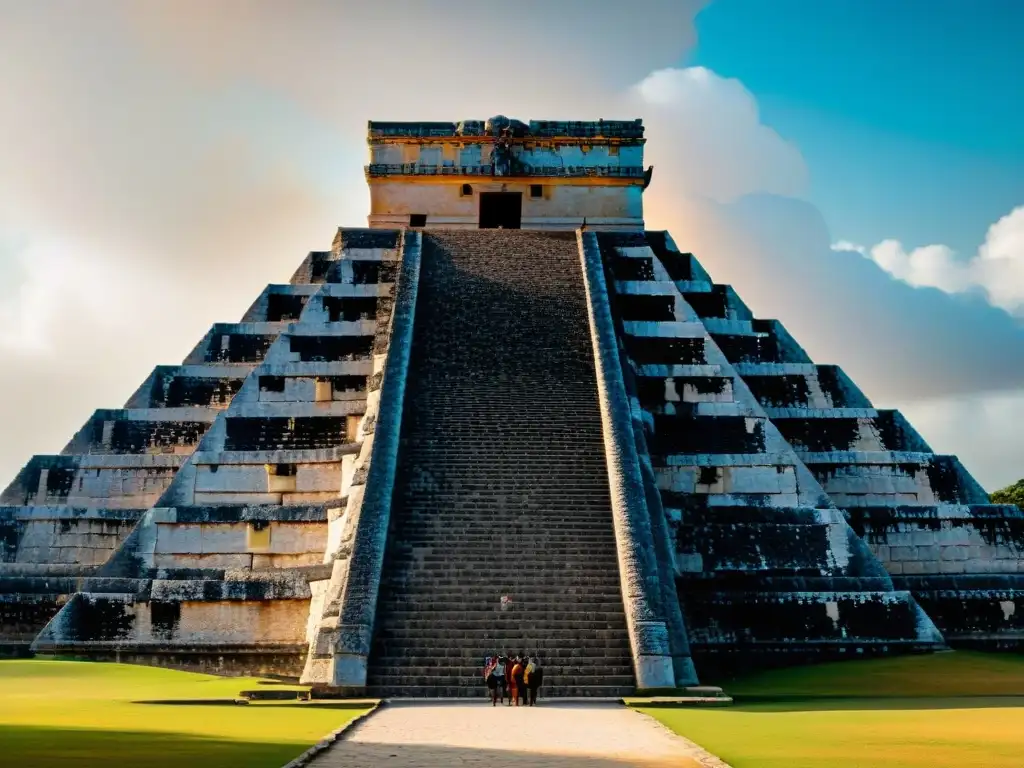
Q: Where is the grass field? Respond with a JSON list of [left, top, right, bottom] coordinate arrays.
[[637, 652, 1024, 768], [0, 659, 370, 768]]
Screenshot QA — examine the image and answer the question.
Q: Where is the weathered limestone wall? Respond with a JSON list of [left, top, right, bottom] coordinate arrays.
[[1, 507, 142, 568], [0, 505, 145, 654], [34, 591, 311, 676], [368, 180, 643, 230], [849, 506, 1024, 577], [369, 136, 644, 169], [2, 455, 185, 510]]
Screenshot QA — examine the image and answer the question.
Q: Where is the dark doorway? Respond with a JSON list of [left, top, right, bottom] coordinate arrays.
[[479, 192, 522, 229]]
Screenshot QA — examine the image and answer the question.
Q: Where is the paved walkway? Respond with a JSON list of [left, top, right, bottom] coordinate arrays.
[[308, 701, 729, 767]]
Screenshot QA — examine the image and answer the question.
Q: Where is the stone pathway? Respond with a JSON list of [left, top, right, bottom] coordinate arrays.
[[307, 701, 729, 767]]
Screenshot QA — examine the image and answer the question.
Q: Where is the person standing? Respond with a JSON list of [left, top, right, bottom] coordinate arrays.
[[508, 657, 522, 706], [529, 658, 543, 706], [503, 654, 514, 706], [524, 657, 535, 706], [484, 655, 501, 706], [512, 657, 527, 706]]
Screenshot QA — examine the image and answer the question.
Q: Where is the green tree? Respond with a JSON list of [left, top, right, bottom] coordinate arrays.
[[991, 479, 1024, 507]]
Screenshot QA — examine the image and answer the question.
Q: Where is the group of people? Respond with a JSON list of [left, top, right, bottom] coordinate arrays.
[[483, 654, 543, 706]]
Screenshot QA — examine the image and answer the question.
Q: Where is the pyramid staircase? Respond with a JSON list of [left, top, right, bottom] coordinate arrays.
[[363, 231, 636, 697]]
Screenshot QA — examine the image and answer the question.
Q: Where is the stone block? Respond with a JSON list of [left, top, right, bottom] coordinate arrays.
[[193, 492, 281, 505], [252, 552, 322, 569], [173, 600, 309, 645], [939, 525, 971, 545], [940, 545, 969, 561], [201, 524, 248, 554], [263, 523, 324, 554], [674, 553, 704, 573], [195, 465, 268, 493], [152, 553, 253, 569], [890, 546, 917, 561], [281, 491, 340, 504], [295, 464, 342, 493], [725, 466, 796, 495], [635, 653, 676, 690], [964, 558, 1013, 574], [655, 467, 696, 493]]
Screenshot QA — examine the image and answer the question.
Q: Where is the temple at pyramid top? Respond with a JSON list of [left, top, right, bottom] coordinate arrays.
[[365, 115, 650, 230]]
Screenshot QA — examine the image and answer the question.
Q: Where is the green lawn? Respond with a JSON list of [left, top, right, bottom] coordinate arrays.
[[636, 652, 1024, 768], [0, 659, 371, 768]]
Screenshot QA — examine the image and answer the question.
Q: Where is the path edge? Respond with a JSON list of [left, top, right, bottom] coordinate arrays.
[[628, 705, 734, 768], [280, 700, 385, 768]]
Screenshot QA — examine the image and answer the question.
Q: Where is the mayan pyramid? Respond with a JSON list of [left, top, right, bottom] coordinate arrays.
[[2, 116, 1020, 696]]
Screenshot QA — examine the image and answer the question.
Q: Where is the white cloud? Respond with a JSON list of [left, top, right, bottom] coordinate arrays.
[[635, 67, 808, 203], [0, 239, 130, 354], [833, 205, 1024, 315], [897, 389, 1024, 492]]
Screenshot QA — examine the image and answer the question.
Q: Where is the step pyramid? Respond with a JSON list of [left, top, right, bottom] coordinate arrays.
[[2, 224, 1020, 692]]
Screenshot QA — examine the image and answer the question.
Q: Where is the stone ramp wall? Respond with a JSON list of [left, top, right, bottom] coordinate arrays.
[[301, 231, 419, 688]]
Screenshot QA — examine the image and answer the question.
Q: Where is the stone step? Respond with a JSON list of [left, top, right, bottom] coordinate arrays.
[[393, 535, 617, 545], [396, 514, 615, 522], [380, 568, 622, 581], [363, 685, 636, 698], [393, 550, 616, 562], [380, 571, 623, 580], [369, 651, 633, 666], [375, 615, 629, 626], [391, 528, 617, 539], [377, 591, 624, 602], [376, 591, 624, 604], [365, 673, 637, 688], [373, 631, 631, 646], [370, 652, 632, 666]]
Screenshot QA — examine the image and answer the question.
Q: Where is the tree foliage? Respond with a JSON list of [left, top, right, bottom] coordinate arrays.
[[991, 479, 1024, 507]]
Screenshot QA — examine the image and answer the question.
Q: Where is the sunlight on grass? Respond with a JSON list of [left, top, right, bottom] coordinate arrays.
[[0, 659, 370, 768], [637, 652, 1024, 768]]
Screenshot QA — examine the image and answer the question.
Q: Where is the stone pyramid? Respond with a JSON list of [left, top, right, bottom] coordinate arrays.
[[2, 116, 1021, 694], [2, 225, 1015, 696]]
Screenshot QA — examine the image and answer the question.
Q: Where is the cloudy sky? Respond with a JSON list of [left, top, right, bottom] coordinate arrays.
[[1, 0, 1022, 490]]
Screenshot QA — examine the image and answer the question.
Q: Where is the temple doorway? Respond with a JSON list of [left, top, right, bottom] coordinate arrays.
[[479, 192, 522, 229]]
